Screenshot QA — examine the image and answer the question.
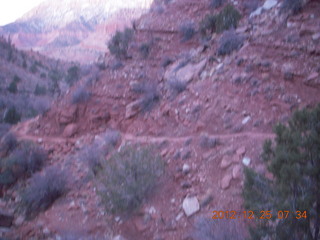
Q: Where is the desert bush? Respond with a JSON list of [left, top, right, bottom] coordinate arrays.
[[199, 14, 217, 38], [7, 81, 17, 93], [131, 81, 160, 112], [217, 30, 244, 55], [199, 135, 218, 149], [66, 65, 80, 86], [210, 0, 224, 9], [13, 75, 21, 83], [82, 144, 105, 175], [40, 73, 46, 79], [281, 0, 303, 15], [215, 4, 241, 33], [140, 83, 160, 112], [34, 84, 47, 96], [192, 216, 245, 240], [108, 28, 133, 59], [21, 167, 68, 218], [179, 23, 196, 42], [30, 63, 38, 74], [0, 132, 18, 155], [0, 142, 47, 186], [168, 79, 187, 94], [96, 145, 164, 213], [32, 98, 51, 115], [139, 43, 151, 59], [82, 130, 120, 175], [3, 106, 21, 124], [103, 130, 121, 148], [71, 86, 91, 104]]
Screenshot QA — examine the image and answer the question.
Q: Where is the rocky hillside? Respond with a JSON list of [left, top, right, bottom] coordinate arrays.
[[0, 0, 153, 63], [1, 0, 320, 239]]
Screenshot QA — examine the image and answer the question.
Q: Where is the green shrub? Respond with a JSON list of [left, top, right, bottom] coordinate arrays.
[[199, 14, 217, 37], [7, 81, 17, 93], [217, 30, 244, 55], [21, 167, 68, 218], [34, 84, 47, 96], [243, 105, 320, 239], [108, 28, 133, 59], [3, 106, 21, 124], [96, 145, 164, 213], [215, 4, 241, 33]]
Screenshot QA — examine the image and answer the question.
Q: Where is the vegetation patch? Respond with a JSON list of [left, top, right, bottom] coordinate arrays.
[[0, 142, 47, 187], [3, 106, 21, 124], [139, 43, 152, 59], [65, 65, 80, 86], [7, 81, 17, 93], [243, 105, 320, 239], [281, 0, 303, 15], [21, 167, 68, 218], [34, 84, 47, 96], [96, 145, 164, 213], [108, 28, 133, 59], [215, 4, 241, 33], [71, 86, 91, 104], [217, 30, 244, 56], [179, 23, 196, 42]]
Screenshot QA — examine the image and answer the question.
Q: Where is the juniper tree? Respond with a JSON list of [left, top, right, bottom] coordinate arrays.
[[243, 105, 320, 240]]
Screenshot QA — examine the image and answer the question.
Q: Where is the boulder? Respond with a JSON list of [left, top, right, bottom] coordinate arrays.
[[59, 106, 77, 124], [221, 174, 232, 190], [304, 72, 320, 88], [232, 165, 242, 179], [182, 196, 200, 217], [62, 124, 78, 138], [125, 99, 143, 119], [164, 59, 207, 84], [220, 156, 233, 169]]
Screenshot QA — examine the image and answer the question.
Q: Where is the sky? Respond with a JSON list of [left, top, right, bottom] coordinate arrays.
[[0, 0, 45, 26]]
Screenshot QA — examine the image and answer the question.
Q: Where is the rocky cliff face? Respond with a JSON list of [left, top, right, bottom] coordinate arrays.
[[0, 0, 153, 63]]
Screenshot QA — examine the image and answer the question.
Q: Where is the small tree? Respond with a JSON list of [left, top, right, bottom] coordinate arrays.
[[3, 106, 21, 124], [108, 28, 133, 59], [243, 105, 320, 239], [65, 65, 80, 86], [7, 81, 17, 93]]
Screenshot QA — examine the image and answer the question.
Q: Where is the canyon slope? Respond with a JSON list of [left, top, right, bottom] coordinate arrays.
[[0, 0, 153, 63]]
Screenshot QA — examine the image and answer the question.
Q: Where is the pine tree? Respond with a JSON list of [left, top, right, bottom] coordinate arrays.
[[243, 105, 320, 240]]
